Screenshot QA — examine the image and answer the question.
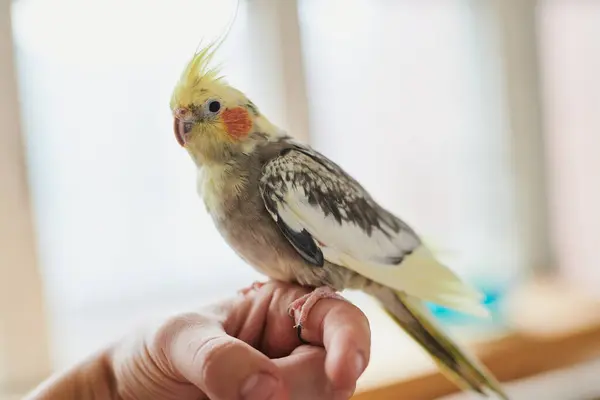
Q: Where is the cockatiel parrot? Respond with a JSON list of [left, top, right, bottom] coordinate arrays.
[[169, 43, 508, 399]]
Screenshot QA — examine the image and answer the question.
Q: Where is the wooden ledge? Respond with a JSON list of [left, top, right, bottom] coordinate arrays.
[[351, 279, 600, 400]]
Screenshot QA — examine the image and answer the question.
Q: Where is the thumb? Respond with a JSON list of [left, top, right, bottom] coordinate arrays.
[[166, 314, 289, 400]]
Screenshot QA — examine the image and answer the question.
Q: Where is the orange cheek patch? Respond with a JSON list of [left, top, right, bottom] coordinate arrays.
[[221, 107, 252, 139]]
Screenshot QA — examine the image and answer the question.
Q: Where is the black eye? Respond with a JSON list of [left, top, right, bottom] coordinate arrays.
[[208, 100, 221, 113]]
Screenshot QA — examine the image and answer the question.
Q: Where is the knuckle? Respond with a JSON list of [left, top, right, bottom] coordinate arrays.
[[340, 301, 369, 324], [354, 306, 370, 326], [194, 335, 239, 382], [151, 312, 211, 353]]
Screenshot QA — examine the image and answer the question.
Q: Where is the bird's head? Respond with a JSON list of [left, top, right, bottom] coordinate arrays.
[[170, 44, 277, 165]]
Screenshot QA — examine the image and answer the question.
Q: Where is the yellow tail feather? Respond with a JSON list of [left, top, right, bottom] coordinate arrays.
[[370, 287, 509, 399]]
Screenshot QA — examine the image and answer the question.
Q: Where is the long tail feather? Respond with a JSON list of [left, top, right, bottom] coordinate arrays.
[[369, 286, 509, 399]]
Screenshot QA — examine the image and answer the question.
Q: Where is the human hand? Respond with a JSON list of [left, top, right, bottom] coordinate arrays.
[[110, 281, 371, 400]]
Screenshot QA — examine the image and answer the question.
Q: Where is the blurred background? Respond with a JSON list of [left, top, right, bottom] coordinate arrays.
[[1, 0, 600, 399]]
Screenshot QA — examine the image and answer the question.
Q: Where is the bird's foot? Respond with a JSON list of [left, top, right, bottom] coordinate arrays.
[[238, 281, 267, 295], [288, 286, 347, 328]]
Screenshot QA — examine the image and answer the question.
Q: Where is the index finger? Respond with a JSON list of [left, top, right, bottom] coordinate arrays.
[[298, 296, 371, 395]]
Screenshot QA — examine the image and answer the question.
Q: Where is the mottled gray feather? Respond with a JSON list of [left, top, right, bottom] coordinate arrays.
[[258, 142, 421, 265]]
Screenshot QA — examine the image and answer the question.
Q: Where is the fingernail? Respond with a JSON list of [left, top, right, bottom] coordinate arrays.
[[241, 373, 278, 400], [355, 353, 366, 379], [334, 389, 354, 400]]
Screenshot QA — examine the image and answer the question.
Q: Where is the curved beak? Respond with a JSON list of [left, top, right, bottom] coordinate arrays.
[[173, 107, 196, 147], [173, 118, 187, 147]]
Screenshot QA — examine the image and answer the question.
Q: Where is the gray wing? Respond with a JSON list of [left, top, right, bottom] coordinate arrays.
[[258, 146, 421, 267]]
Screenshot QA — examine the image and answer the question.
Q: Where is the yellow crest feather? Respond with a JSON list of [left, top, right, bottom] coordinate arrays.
[[184, 43, 223, 85], [170, 40, 225, 111], [170, 0, 240, 111]]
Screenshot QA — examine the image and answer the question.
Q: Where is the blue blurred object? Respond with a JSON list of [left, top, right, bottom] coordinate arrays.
[[427, 284, 507, 327]]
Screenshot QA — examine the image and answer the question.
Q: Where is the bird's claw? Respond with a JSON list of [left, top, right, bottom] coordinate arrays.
[[287, 286, 347, 331], [238, 281, 267, 295], [296, 323, 310, 345]]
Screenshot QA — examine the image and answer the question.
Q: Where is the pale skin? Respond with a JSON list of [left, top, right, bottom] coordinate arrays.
[[26, 281, 371, 400]]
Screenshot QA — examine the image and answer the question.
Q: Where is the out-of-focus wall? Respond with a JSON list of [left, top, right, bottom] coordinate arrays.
[[537, 1, 600, 297], [0, 0, 50, 393]]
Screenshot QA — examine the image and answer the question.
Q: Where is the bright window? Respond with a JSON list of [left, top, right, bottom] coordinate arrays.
[[11, 0, 263, 368]]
